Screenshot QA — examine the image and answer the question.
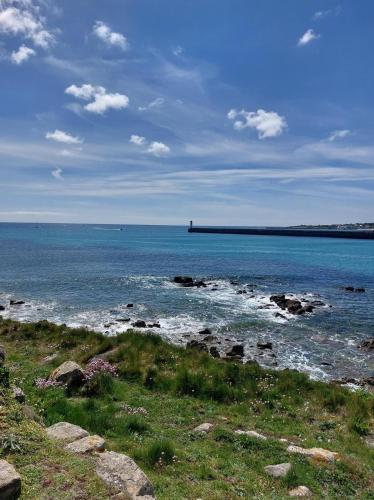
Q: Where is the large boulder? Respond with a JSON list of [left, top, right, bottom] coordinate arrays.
[[95, 451, 155, 498], [0, 460, 21, 499], [49, 361, 85, 387], [65, 435, 105, 454], [46, 422, 89, 443]]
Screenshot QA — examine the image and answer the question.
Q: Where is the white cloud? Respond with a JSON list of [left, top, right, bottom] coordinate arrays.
[[10, 44, 35, 64], [327, 129, 351, 142], [93, 21, 128, 50], [51, 167, 63, 180], [65, 84, 129, 114], [298, 29, 320, 46], [313, 7, 341, 20], [0, 3, 54, 48], [147, 141, 170, 156], [228, 108, 287, 139], [130, 135, 146, 146], [46, 129, 83, 145], [173, 45, 183, 56], [138, 97, 164, 112]]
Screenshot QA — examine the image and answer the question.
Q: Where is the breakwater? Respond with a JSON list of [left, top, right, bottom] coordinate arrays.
[[188, 226, 374, 240]]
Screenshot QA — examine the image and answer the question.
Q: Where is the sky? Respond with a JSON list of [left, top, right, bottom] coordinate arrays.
[[0, 0, 374, 226]]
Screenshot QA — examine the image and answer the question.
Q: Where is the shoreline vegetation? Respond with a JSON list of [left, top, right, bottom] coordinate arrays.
[[0, 318, 373, 498]]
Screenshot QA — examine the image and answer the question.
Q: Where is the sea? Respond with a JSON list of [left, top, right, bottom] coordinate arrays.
[[0, 222, 373, 381]]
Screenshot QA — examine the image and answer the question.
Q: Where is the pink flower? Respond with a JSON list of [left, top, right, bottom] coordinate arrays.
[[84, 358, 118, 380], [35, 378, 63, 389]]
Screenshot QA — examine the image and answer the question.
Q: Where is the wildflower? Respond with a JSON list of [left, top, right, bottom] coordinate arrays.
[[84, 358, 118, 380]]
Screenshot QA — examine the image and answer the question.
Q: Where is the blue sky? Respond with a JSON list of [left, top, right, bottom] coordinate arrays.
[[0, 0, 373, 225]]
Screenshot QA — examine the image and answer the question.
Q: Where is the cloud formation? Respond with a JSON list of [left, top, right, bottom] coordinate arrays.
[[129, 135, 170, 156], [227, 108, 287, 139], [10, 44, 35, 63], [298, 29, 320, 46], [138, 97, 164, 112], [65, 84, 129, 114], [313, 7, 341, 21], [51, 167, 63, 180], [327, 129, 351, 142], [92, 21, 128, 50], [0, 1, 54, 48], [46, 129, 83, 145]]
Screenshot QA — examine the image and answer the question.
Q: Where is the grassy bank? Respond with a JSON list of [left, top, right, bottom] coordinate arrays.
[[0, 318, 373, 499]]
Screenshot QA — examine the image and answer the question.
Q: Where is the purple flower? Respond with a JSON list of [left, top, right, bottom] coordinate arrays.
[[35, 378, 63, 389], [84, 358, 118, 380]]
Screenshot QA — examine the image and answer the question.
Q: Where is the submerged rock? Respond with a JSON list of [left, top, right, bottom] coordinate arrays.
[[95, 451, 155, 498], [0, 460, 21, 499]]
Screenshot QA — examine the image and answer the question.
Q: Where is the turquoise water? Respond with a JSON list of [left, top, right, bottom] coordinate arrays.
[[0, 223, 373, 380]]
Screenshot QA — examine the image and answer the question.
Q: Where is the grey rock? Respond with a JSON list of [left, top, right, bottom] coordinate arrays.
[[193, 423, 214, 433], [95, 451, 155, 498], [0, 460, 21, 499], [49, 361, 85, 387], [288, 486, 312, 497], [46, 422, 89, 443], [264, 462, 292, 478], [12, 387, 25, 403], [65, 435, 105, 454]]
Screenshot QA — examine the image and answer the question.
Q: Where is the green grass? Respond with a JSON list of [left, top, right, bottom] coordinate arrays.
[[0, 318, 373, 499]]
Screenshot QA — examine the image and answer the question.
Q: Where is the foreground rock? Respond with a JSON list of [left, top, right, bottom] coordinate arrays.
[[65, 435, 105, 454], [235, 430, 267, 440], [288, 486, 312, 497], [49, 361, 85, 387], [193, 423, 214, 433], [46, 422, 89, 443], [264, 463, 291, 478], [95, 451, 155, 499], [287, 445, 338, 462], [0, 460, 21, 499]]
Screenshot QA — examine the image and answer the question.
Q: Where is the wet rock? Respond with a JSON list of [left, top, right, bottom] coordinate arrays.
[[193, 422, 213, 433], [95, 451, 155, 498], [173, 276, 193, 285], [264, 463, 291, 478], [0, 460, 21, 499], [287, 445, 338, 462], [12, 387, 25, 403], [344, 286, 355, 291], [199, 328, 212, 336], [355, 287, 365, 292], [288, 486, 312, 497], [46, 422, 89, 443], [65, 435, 105, 454], [209, 346, 220, 358], [186, 340, 208, 352], [132, 320, 147, 328], [275, 312, 287, 319], [116, 318, 131, 323], [226, 345, 244, 357], [49, 361, 85, 388], [9, 300, 25, 306], [203, 335, 217, 342], [357, 338, 374, 351], [147, 323, 161, 328], [257, 341, 273, 350], [235, 430, 267, 440], [256, 349, 278, 367], [311, 300, 325, 306], [0, 305, 5, 311], [237, 290, 247, 295], [126, 303, 134, 308]]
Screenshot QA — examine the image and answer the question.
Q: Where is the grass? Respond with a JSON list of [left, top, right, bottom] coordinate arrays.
[[0, 318, 373, 499]]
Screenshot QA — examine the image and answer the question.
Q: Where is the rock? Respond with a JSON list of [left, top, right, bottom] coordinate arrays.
[[311, 300, 325, 306], [270, 295, 305, 315], [132, 320, 147, 328], [41, 353, 58, 364], [46, 422, 89, 443], [226, 344, 244, 357], [287, 445, 338, 462], [65, 435, 105, 454], [95, 451, 155, 498], [288, 486, 312, 497], [264, 463, 292, 478], [22, 404, 42, 423], [0, 460, 21, 499], [357, 338, 374, 351], [49, 361, 85, 388], [203, 335, 217, 342], [344, 286, 355, 292], [126, 303, 134, 308], [12, 387, 25, 403], [0, 305, 5, 311], [9, 300, 25, 306], [209, 346, 220, 358], [193, 423, 214, 433], [257, 341, 273, 350], [173, 276, 193, 285], [186, 340, 208, 352], [198, 328, 212, 336], [147, 323, 161, 329], [237, 290, 247, 294], [355, 287, 365, 293], [275, 312, 287, 319], [116, 318, 131, 323], [235, 430, 267, 440], [364, 433, 374, 448]]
